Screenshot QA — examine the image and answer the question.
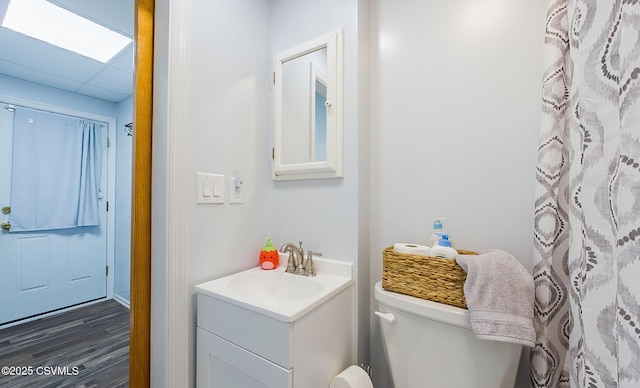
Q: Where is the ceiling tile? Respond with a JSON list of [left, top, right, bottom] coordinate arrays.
[[0, 29, 104, 82], [0, 59, 83, 92], [0, 0, 133, 103], [88, 66, 133, 96], [49, 0, 134, 37], [76, 84, 129, 103], [109, 43, 134, 73]]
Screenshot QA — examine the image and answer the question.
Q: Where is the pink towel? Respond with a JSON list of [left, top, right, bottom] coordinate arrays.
[[455, 249, 535, 347]]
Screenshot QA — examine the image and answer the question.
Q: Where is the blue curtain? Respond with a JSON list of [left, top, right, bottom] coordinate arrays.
[[9, 107, 103, 232]]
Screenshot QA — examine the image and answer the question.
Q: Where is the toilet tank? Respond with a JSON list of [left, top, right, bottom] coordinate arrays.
[[374, 281, 522, 388]]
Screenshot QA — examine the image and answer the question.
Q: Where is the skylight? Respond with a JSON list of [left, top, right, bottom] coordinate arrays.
[[1, 0, 132, 63]]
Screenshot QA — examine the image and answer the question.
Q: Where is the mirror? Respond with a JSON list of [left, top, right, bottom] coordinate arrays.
[[273, 29, 343, 180]]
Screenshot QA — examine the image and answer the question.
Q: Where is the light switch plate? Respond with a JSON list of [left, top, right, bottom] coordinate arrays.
[[197, 172, 225, 204]]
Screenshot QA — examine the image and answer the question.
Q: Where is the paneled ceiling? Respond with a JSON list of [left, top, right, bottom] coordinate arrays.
[[0, 0, 134, 103]]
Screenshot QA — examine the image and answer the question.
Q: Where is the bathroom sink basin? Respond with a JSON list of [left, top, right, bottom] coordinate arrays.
[[196, 258, 353, 322], [227, 271, 324, 301]]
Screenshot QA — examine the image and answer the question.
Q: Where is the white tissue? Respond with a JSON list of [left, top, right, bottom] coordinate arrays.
[[393, 242, 431, 256], [330, 365, 373, 388]]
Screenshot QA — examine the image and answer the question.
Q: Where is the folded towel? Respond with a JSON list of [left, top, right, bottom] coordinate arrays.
[[455, 250, 535, 347]]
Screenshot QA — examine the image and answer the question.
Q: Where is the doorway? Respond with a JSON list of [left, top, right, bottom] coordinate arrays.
[[0, 0, 135, 321], [0, 0, 151, 384], [0, 104, 113, 325]]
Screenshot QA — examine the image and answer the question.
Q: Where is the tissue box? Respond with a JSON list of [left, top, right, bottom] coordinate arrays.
[[382, 246, 475, 309]]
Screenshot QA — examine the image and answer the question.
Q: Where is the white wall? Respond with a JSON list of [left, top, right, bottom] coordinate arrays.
[[356, 0, 371, 371], [155, 0, 546, 386], [0, 74, 116, 117], [186, 0, 271, 295], [269, 0, 358, 259], [152, 1, 369, 385], [369, 1, 546, 387], [186, 1, 272, 386], [152, 2, 273, 385], [269, 0, 370, 365], [151, 1, 170, 386], [114, 97, 133, 303]]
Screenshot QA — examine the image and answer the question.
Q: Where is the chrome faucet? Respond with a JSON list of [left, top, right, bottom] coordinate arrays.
[[279, 241, 322, 277], [279, 241, 305, 274]]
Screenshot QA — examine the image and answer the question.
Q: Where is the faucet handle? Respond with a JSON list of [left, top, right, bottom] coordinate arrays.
[[303, 251, 321, 277], [285, 251, 296, 273]]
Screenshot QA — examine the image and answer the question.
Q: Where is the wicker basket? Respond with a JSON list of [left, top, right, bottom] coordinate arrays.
[[382, 246, 476, 309]]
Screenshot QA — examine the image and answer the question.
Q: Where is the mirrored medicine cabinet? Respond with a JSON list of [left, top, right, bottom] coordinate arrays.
[[273, 29, 344, 180]]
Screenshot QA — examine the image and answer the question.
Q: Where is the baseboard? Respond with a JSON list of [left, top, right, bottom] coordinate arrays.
[[113, 293, 131, 309], [0, 298, 108, 329]]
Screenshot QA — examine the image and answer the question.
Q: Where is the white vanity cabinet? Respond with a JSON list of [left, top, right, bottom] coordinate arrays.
[[196, 271, 354, 388], [196, 327, 291, 387]]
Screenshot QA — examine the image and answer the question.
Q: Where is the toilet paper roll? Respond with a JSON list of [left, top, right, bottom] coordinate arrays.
[[330, 365, 373, 388], [393, 242, 431, 256]]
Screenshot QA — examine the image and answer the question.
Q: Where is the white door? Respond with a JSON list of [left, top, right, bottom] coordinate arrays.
[[0, 104, 108, 325]]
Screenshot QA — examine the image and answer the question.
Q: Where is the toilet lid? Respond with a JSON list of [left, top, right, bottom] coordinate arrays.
[[374, 281, 471, 329]]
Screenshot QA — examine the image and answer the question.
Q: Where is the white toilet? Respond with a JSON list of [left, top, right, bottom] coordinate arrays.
[[374, 281, 522, 388]]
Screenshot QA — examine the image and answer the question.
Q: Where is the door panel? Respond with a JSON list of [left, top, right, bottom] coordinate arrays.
[[0, 103, 108, 325], [18, 236, 49, 291]]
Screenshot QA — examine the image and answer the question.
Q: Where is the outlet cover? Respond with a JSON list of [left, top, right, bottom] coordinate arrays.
[[229, 177, 244, 204]]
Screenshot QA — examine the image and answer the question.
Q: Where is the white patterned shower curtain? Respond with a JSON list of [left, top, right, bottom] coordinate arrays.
[[531, 1, 640, 387]]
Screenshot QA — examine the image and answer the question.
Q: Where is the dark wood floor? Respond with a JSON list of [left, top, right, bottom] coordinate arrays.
[[0, 300, 129, 388]]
